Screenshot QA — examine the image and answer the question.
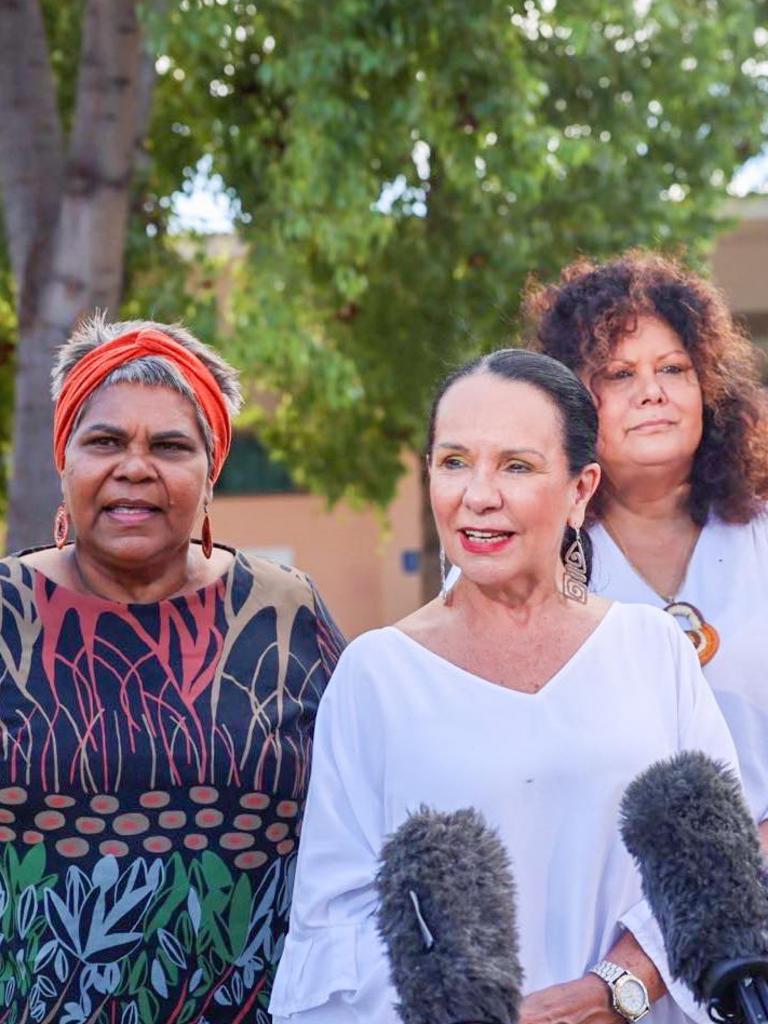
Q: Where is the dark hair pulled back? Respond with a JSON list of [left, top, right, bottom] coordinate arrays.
[[426, 348, 599, 580]]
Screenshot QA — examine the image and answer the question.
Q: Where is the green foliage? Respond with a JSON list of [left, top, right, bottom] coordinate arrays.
[[2, 0, 767, 513], [153, 0, 768, 505]]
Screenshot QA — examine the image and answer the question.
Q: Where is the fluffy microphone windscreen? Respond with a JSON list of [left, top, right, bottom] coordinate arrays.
[[620, 750, 768, 1002], [375, 806, 522, 1024]]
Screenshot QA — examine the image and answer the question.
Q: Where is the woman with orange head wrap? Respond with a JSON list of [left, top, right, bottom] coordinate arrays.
[[0, 314, 344, 1022]]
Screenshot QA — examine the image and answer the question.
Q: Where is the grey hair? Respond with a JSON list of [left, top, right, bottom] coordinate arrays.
[[52, 313, 243, 472]]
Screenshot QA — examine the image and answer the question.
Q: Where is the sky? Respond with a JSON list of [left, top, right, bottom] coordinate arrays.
[[172, 147, 768, 234]]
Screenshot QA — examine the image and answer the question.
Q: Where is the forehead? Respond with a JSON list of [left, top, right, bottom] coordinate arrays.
[[76, 381, 201, 432], [611, 316, 685, 361], [435, 373, 563, 450]]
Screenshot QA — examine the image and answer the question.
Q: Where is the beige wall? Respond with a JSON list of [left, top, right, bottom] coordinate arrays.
[[713, 198, 768, 320], [213, 456, 422, 638]]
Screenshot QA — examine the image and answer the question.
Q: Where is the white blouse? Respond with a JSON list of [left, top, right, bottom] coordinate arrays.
[[589, 511, 768, 822], [270, 603, 739, 1023]]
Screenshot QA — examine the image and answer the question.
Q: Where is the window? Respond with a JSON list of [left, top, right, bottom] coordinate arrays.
[[216, 433, 297, 495]]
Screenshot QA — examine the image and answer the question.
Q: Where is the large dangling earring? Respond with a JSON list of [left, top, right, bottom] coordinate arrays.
[[201, 501, 213, 559], [440, 545, 451, 605], [53, 505, 69, 549], [563, 526, 588, 604]]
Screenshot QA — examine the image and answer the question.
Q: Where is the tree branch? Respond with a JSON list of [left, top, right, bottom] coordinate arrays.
[[0, 0, 65, 291]]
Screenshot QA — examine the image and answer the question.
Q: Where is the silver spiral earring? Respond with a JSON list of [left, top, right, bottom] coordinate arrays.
[[562, 527, 588, 604]]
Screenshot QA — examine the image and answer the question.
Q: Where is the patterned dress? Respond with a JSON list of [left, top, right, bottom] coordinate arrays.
[[0, 548, 344, 1024]]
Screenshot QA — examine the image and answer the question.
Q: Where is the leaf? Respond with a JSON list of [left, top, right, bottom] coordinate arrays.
[[16, 884, 38, 939], [121, 1003, 139, 1024], [213, 984, 232, 1006], [231, 971, 243, 1004], [33, 940, 57, 973], [91, 856, 119, 893], [188, 966, 205, 994], [226, 874, 252, 959], [200, 852, 233, 894], [128, 952, 149, 994], [38, 975, 57, 999], [55, 948, 69, 982], [157, 928, 187, 969], [187, 887, 202, 934], [150, 957, 167, 999], [17, 846, 45, 890], [138, 988, 159, 1024]]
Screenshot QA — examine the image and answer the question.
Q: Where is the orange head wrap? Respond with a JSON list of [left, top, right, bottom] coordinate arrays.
[[53, 327, 232, 482]]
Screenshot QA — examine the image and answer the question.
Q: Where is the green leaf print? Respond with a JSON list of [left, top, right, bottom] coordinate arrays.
[[17, 844, 45, 889], [227, 874, 252, 958]]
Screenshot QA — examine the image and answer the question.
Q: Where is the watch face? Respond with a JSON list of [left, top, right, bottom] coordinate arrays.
[[616, 978, 648, 1017]]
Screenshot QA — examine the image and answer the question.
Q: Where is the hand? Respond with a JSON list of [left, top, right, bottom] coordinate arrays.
[[519, 975, 623, 1024]]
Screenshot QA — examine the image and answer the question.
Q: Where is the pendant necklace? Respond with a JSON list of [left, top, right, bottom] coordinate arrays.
[[602, 519, 720, 667]]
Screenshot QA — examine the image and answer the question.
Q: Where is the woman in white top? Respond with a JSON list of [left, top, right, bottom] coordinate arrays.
[[528, 250, 768, 832], [270, 349, 740, 1024]]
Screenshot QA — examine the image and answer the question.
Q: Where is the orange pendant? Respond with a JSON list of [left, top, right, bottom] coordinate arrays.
[[663, 601, 720, 666]]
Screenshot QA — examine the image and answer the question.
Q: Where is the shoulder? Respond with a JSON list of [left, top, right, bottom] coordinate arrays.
[[601, 601, 689, 658], [0, 552, 37, 595], [707, 502, 768, 543], [232, 549, 316, 612], [231, 551, 346, 671], [331, 627, 396, 671], [322, 627, 400, 695]]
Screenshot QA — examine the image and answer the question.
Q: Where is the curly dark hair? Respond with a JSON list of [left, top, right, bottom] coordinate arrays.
[[524, 250, 768, 525]]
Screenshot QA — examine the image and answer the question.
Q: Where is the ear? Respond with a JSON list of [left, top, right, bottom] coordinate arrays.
[[204, 479, 214, 508], [568, 462, 601, 530]]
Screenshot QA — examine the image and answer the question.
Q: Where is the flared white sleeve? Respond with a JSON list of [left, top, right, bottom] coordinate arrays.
[[620, 621, 742, 1023], [269, 646, 397, 1022]]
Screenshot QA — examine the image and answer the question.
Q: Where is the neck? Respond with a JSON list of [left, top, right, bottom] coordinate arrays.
[[71, 544, 200, 603], [452, 566, 570, 627], [600, 470, 693, 527]]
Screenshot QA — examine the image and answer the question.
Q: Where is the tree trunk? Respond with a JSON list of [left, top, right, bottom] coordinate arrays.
[[0, 0, 159, 552]]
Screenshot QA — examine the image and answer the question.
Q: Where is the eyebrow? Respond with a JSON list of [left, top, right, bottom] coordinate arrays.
[[79, 423, 198, 443], [606, 349, 688, 365], [436, 442, 545, 459]]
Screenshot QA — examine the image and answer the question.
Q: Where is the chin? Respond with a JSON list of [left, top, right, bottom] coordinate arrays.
[[628, 440, 697, 466], [454, 563, 516, 589], [95, 536, 170, 566]]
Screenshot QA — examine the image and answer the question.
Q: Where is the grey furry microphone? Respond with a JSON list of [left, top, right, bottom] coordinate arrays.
[[620, 750, 768, 1024], [375, 805, 522, 1024]]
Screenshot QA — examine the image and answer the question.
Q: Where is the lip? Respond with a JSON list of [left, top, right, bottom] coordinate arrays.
[[629, 419, 676, 432], [102, 500, 162, 526], [458, 528, 515, 555]]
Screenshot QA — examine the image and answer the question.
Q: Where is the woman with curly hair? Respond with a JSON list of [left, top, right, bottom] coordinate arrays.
[[527, 250, 768, 839]]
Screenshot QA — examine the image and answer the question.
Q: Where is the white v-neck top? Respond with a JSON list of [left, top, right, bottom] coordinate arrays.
[[270, 603, 738, 1023], [589, 510, 768, 822]]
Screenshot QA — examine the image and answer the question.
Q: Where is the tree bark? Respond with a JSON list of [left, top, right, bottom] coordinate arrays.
[[0, 0, 159, 552]]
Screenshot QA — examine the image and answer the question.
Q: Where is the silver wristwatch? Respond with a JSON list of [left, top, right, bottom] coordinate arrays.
[[589, 959, 650, 1022]]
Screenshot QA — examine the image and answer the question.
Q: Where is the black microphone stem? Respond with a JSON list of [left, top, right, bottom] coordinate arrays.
[[733, 975, 768, 1024]]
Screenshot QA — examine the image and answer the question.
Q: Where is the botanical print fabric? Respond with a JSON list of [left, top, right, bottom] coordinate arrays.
[[0, 550, 344, 1024]]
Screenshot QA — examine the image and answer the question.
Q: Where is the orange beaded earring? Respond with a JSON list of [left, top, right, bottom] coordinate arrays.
[[201, 501, 213, 559], [53, 505, 69, 549]]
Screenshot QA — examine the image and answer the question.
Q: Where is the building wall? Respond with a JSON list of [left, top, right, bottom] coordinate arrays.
[[712, 198, 768, 345], [213, 455, 423, 638]]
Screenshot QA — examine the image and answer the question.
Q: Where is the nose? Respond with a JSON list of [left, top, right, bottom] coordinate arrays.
[[113, 446, 158, 482], [635, 368, 665, 405], [462, 468, 503, 514]]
